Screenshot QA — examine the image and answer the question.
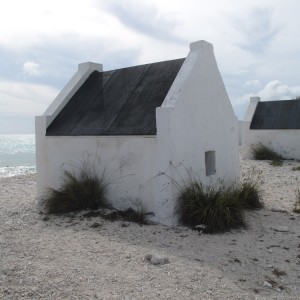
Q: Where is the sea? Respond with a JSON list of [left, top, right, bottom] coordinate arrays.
[[0, 134, 36, 177]]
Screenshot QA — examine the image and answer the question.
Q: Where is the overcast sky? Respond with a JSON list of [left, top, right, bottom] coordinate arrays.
[[1, 0, 300, 134]]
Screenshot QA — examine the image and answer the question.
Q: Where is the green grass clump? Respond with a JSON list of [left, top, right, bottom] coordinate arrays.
[[177, 182, 246, 233], [45, 169, 107, 214], [292, 166, 300, 171], [176, 171, 263, 233], [251, 143, 283, 160], [269, 159, 283, 167], [239, 180, 263, 210]]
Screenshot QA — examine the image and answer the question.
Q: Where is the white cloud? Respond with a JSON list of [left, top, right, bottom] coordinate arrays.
[[257, 80, 300, 100], [0, 0, 124, 49], [238, 80, 300, 106], [1, 0, 300, 128], [0, 80, 58, 117], [22, 61, 41, 76], [0, 0, 296, 80]]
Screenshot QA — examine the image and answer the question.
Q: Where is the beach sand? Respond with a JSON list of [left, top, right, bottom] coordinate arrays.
[[0, 159, 299, 299]]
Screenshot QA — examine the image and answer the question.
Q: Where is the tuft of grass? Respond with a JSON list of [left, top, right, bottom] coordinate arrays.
[[292, 166, 300, 171], [239, 166, 263, 210], [251, 143, 283, 160], [269, 159, 283, 167], [293, 188, 300, 214], [239, 180, 263, 210], [176, 171, 263, 233], [45, 169, 107, 214], [177, 182, 246, 233]]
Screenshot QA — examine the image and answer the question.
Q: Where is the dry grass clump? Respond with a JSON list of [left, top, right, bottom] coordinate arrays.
[[251, 143, 283, 161], [41, 155, 152, 224], [239, 166, 264, 210], [103, 207, 150, 225], [44, 169, 107, 214], [239, 180, 263, 210], [177, 176, 263, 234], [177, 182, 246, 233]]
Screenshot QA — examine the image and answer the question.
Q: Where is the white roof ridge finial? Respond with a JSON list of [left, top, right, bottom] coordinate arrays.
[[189, 40, 213, 51]]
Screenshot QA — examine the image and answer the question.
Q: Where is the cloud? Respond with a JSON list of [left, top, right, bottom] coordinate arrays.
[[257, 80, 300, 100], [0, 80, 58, 117], [238, 80, 300, 107], [1, 0, 300, 128], [101, 0, 185, 44], [0, 0, 118, 49], [233, 7, 278, 54], [22, 61, 41, 77]]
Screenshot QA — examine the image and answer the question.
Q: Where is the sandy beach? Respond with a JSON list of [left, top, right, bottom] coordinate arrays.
[[0, 159, 300, 299]]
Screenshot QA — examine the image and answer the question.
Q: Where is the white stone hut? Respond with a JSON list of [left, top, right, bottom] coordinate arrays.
[[241, 97, 300, 160], [36, 40, 239, 225]]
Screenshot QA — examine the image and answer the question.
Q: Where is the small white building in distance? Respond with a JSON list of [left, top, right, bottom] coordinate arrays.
[[36, 40, 240, 226], [241, 97, 300, 160]]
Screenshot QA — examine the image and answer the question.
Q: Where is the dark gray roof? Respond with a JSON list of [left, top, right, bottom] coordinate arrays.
[[46, 58, 185, 136], [250, 100, 300, 129]]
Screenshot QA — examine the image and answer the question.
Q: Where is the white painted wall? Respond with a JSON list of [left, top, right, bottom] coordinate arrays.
[[36, 40, 240, 226], [242, 127, 300, 160], [241, 97, 300, 160], [157, 40, 239, 187], [36, 125, 178, 224]]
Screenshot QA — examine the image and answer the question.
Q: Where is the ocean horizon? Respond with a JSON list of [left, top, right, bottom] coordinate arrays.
[[0, 134, 36, 177]]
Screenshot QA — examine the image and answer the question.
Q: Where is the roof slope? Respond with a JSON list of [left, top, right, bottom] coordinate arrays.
[[250, 100, 300, 129], [46, 58, 185, 136]]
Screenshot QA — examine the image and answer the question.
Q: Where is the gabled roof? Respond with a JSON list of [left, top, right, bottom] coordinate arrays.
[[46, 58, 185, 136], [250, 100, 300, 129]]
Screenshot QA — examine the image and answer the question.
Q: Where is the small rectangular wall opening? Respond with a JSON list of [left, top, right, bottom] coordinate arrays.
[[205, 151, 216, 176]]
